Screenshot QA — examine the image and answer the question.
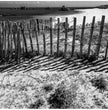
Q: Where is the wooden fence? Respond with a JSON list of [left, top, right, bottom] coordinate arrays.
[[0, 15, 108, 64]]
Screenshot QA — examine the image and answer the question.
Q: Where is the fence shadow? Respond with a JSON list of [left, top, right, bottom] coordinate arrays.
[[1, 55, 108, 73]]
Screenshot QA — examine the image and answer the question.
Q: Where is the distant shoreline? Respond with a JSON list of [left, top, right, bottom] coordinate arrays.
[[0, 8, 84, 21], [0, 7, 96, 17]]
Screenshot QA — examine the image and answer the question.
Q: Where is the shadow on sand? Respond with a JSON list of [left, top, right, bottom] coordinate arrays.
[[1, 55, 108, 73]]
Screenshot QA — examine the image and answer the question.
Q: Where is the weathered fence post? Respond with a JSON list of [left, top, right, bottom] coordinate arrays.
[[57, 18, 60, 56], [20, 23, 28, 53], [88, 16, 95, 57], [34, 20, 39, 55], [0, 22, 3, 58], [1, 22, 3, 59], [12, 23, 18, 61], [42, 20, 46, 55], [96, 15, 105, 58], [64, 17, 68, 56], [80, 16, 86, 58], [14, 23, 19, 61], [50, 17, 53, 55], [10, 22, 13, 59], [17, 25, 21, 63], [1, 22, 5, 59], [7, 21, 11, 60], [105, 41, 108, 59], [27, 23, 33, 53], [4, 22, 7, 61], [36, 19, 40, 34], [71, 17, 76, 57]]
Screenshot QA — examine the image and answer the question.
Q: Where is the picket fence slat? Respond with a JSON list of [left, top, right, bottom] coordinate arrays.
[[7, 22, 10, 59], [80, 16, 86, 57], [42, 20, 46, 55], [17, 27, 21, 63], [88, 16, 95, 57], [0, 22, 4, 58], [27, 23, 33, 53], [71, 17, 76, 57], [20, 23, 28, 53], [64, 17, 68, 55], [34, 20, 39, 54], [96, 15, 105, 58], [57, 18, 60, 56], [50, 17, 53, 55], [36, 19, 40, 34]]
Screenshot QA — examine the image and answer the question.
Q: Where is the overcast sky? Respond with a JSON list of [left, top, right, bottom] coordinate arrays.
[[0, 1, 108, 7]]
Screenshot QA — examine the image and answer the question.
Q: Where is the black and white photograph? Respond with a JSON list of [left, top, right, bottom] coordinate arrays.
[[0, 0, 108, 109]]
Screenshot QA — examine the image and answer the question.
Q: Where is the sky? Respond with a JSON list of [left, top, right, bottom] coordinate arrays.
[[0, 1, 108, 7]]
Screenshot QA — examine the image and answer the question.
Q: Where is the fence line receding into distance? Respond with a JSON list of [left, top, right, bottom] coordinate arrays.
[[0, 15, 107, 65]]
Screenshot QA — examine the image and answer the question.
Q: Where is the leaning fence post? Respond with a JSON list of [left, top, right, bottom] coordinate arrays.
[[50, 17, 53, 55], [27, 23, 33, 53], [0, 22, 3, 58], [105, 41, 108, 59], [12, 23, 18, 61], [0, 22, 4, 59], [42, 20, 46, 55], [80, 16, 86, 58], [88, 16, 95, 57], [57, 18, 60, 56], [4, 21, 7, 61], [71, 17, 76, 57], [20, 23, 28, 53], [34, 20, 39, 55], [10, 24, 13, 59], [96, 15, 105, 58], [17, 25, 21, 63], [36, 19, 40, 34], [7, 21, 11, 61], [64, 17, 68, 56]]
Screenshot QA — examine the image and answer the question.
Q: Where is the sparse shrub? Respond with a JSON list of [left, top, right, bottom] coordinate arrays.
[[91, 77, 107, 92], [47, 84, 77, 108], [29, 98, 45, 109]]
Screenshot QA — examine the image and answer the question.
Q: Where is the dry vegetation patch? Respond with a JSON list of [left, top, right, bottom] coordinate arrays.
[[0, 69, 108, 108]]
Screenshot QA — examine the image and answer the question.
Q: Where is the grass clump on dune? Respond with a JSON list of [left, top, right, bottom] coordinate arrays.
[[91, 76, 108, 92], [47, 82, 77, 108]]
